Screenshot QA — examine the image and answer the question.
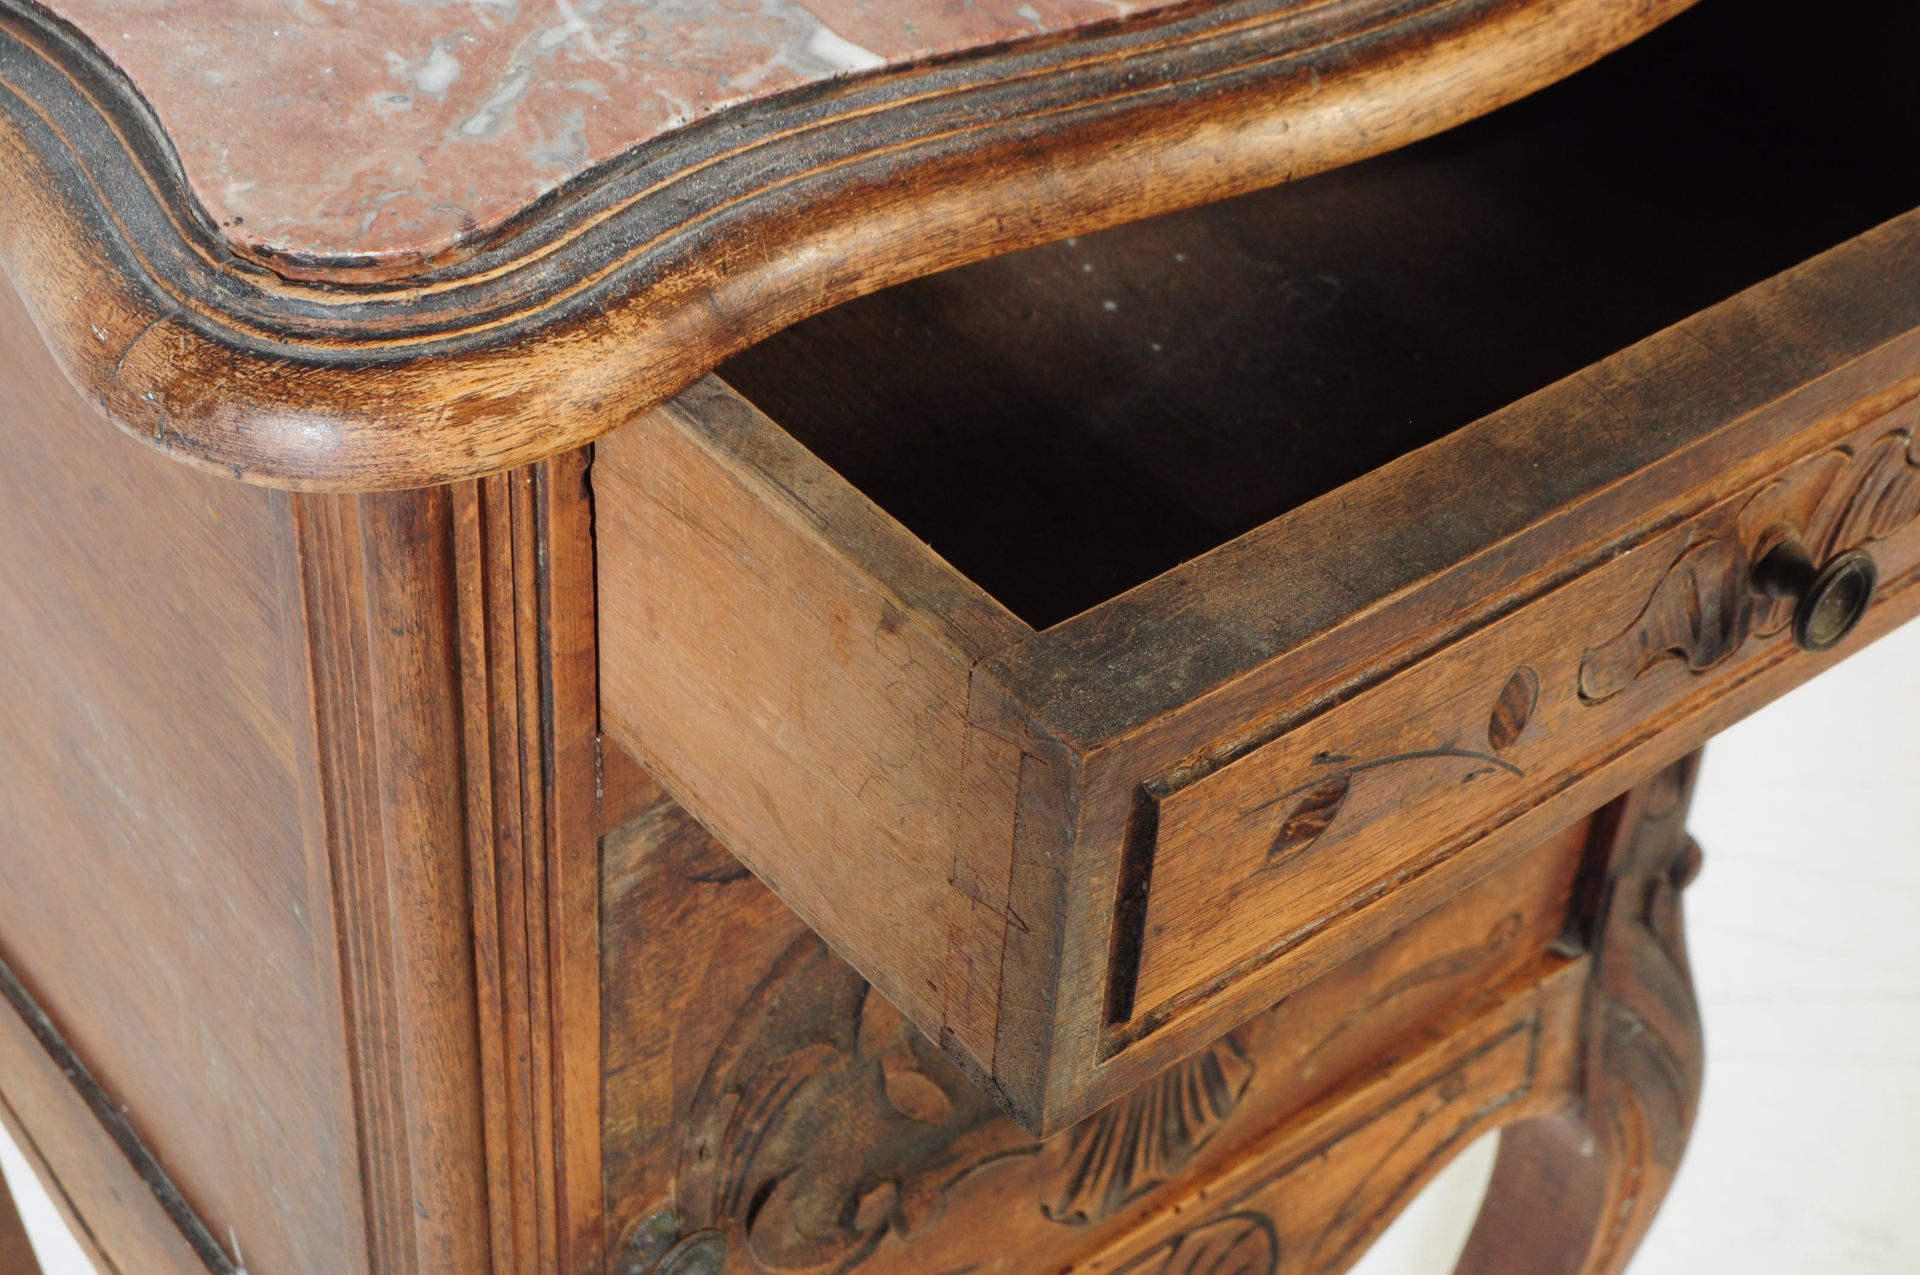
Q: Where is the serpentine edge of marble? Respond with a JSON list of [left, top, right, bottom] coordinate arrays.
[[39, 0, 1192, 272]]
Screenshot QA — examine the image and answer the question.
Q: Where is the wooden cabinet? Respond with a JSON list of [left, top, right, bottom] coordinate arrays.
[[0, 1, 1912, 1273]]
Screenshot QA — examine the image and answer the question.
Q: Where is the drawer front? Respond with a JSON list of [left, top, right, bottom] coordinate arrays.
[[1129, 401, 1920, 1019]]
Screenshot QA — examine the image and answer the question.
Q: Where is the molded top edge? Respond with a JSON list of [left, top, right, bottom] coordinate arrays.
[[0, 0, 1697, 488]]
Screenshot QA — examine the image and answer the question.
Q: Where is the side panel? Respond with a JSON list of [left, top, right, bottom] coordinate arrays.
[[0, 274, 363, 1270], [0, 971, 214, 1275]]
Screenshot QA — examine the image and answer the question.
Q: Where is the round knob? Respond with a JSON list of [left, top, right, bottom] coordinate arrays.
[[1753, 538, 1877, 653]]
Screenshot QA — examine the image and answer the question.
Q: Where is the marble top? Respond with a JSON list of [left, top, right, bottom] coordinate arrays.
[[48, 0, 1181, 273]]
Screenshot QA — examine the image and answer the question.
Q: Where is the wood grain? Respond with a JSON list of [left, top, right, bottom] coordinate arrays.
[[602, 241, 1920, 1130], [0, 987, 213, 1275], [593, 757, 1719, 1275], [285, 457, 605, 1275], [0, 266, 363, 1275], [1082, 981, 1577, 1275], [724, 0, 1920, 626], [0, 1, 1909, 1268], [1582, 428, 1920, 700], [601, 0, 1920, 1133], [1081, 756, 1705, 1275], [595, 380, 1034, 1098], [449, 453, 605, 1275], [286, 486, 495, 1275], [0, 0, 1696, 487], [1456, 755, 1704, 1275], [0, 253, 603, 1270]]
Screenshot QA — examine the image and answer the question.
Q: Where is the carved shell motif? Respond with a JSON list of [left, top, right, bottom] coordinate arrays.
[[1034, 1035, 1255, 1224]]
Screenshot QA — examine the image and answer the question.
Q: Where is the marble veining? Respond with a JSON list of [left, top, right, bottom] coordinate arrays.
[[45, 0, 1185, 272]]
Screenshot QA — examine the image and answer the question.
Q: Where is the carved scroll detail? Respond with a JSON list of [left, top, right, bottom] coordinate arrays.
[[1581, 428, 1920, 703], [656, 940, 1000, 1274], [638, 936, 1255, 1273]]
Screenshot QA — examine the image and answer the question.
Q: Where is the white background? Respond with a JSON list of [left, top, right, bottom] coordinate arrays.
[[7, 621, 1919, 1274]]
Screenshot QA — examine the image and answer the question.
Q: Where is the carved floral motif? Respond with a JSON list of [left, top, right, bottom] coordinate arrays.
[[1261, 667, 1537, 867]]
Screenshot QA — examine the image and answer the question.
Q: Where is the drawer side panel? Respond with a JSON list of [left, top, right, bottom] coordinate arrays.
[[596, 384, 1030, 1077]]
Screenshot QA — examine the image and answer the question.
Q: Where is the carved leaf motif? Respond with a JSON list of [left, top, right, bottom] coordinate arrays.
[[1579, 538, 1751, 704], [1116, 1212, 1281, 1275], [1774, 430, 1920, 559], [880, 1046, 954, 1123], [854, 986, 904, 1058], [1036, 1037, 1254, 1224], [1487, 666, 1540, 755], [1270, 776, 1350, 865], [673, 938, 1005, 1274], [1742, 429, 1920, 637], [1585, 425, 1920, 704], [851, 1182, 898, 1233]]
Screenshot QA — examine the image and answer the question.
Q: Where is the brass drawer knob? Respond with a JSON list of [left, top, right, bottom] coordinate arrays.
[[1753, 538, 1877, 653]]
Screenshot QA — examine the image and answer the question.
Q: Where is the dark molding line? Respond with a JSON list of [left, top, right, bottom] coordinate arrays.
[[0, 954, 236, 1274]]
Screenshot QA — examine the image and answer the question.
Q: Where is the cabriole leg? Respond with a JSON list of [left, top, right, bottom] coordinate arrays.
[[1457, 754, 1706, 1275]]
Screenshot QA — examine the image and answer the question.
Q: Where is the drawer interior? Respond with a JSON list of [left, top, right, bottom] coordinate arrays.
[[719, 0, 1920, 628]]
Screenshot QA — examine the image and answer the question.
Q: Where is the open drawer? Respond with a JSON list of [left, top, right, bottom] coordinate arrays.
[[596, 1, 1920, 1135]]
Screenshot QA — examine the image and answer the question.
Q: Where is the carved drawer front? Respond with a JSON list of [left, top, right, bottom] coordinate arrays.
[[596, 5, 1920, 1134], [1129, 411, 1920, 1022]]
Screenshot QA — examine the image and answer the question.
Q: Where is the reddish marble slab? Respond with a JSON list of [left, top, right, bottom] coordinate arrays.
[[46, 0, 1184, 273]]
